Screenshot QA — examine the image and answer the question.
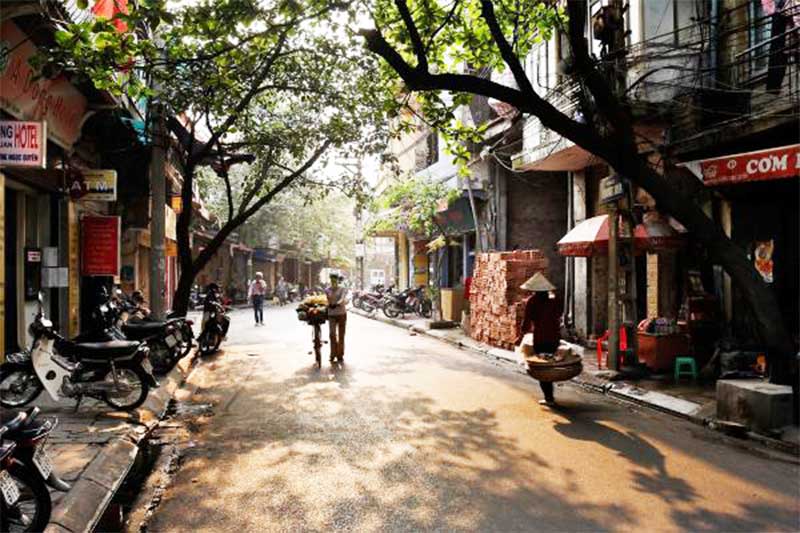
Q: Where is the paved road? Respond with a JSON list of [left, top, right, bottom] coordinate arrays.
[[148, 305, 799, 532]]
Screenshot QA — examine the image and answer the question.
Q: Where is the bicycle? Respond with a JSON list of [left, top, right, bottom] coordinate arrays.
[[296, 302, 328, 368]]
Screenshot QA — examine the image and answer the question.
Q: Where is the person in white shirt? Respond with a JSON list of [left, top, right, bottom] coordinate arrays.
[[325, 273, 348, 362], [248, 272, 267, 326]]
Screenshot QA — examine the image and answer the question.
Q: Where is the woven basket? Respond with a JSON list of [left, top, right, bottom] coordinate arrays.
[[525, 359, 583, 382]]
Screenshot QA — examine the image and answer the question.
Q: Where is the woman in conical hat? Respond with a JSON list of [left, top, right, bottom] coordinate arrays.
[[516, 272, 561, 406]]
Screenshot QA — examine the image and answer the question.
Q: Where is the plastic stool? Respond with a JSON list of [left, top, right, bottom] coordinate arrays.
[[674, 356, 697, 382]]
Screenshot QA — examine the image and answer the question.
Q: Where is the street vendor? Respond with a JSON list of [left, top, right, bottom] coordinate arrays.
[[325, 273, 348, 362], [515, 272, 561, 406]]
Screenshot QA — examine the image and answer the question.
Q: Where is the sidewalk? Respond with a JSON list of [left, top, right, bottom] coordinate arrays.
[[42, 351, 198, 533], [350, 308, 799, 456]]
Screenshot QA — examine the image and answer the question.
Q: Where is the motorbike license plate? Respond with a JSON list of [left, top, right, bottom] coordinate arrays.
[[33, 444, 54, 479], [0, 469, 19, 506], [165, 334, 177, 348]]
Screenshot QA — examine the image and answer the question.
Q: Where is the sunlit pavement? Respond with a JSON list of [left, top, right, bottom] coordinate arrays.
[[149, 305, 799, 532]]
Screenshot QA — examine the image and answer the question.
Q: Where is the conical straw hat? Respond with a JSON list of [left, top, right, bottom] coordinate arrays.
[[520, 272, 556, 292]]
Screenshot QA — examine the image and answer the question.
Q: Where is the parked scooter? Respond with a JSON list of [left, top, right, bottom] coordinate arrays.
[[356, 284, 389, 313], [111, 290, 195, 374], [0, 407, 71, 532], [197, 284, 231, 355], [0, 293, 157, 411], [382, 286, 432, 319]]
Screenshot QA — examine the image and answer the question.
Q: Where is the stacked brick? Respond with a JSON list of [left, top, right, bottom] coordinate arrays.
[[468, 250, 549, 350]]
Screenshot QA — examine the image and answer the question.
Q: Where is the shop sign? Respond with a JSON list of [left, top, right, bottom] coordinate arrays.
[[84, 170, 117, 201], [0, 120, 46, 167], [0, 21, 89, 149], [68, 169, 117, 201], [697, 144, 800, 186], [81, 216, 120, 276], [599, 174, 626, 204]]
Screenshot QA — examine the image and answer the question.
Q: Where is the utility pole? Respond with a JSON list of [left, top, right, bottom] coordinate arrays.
[[148, 100, 167, 320], [606, 0, 628, 371]]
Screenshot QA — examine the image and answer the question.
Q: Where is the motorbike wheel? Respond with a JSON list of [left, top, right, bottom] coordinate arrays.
[[149, 340, 174, 375], [0, 365, 43, 408], [418, 300, 433, 319], [383, 301, 401, 319], [5, 459, 52, 533], [198, 331, 221, 355], [361, 300, 375, 314], [179, 325, 194, 357], [101, 366, 150, 411]]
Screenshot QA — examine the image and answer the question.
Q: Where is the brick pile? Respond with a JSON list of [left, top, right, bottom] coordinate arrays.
[[468, 250, 549, 350]]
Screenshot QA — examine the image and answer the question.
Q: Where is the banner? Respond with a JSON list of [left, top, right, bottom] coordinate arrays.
[[81, 216, 121, 276], [698, 144, 800, 186], [0, 120, 46, 167], [0, 20, 88, 149]]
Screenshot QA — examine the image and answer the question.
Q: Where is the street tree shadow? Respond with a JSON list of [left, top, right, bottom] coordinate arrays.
[[553, 413, 698, 504], [147, 335, 799, 533], [149, 353, 638, 532]]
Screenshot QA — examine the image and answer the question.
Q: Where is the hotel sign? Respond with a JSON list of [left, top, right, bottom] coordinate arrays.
[[0, 120, 46, 167]]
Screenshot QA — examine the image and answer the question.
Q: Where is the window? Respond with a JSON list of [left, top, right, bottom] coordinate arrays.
[[749, 0, 772, 73], [369, 269, 385, 285], [536, 40, 550, 91]]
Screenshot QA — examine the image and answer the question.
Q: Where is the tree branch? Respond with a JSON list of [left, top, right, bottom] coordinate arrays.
[[240, 140, 332, 221], [394, 0, 428, 71], [479, 0, 535, 97], [187, 25, 292, 168], [359, 27, 607, 155]]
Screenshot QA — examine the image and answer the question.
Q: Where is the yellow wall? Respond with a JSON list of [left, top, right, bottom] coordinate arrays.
[[67, 202, 80, 337], [397, 233, 409, 290], [0, 174, 5, 360], [412, 242, 429, 287]]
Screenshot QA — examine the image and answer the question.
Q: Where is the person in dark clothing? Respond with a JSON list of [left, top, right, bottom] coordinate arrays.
[[515, 272, 561, 406]]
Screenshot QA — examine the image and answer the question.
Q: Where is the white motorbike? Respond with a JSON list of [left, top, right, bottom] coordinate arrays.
[[0, 293, 158, 411]]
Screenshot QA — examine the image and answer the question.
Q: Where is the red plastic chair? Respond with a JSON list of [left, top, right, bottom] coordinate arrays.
[[597, 327, 628, 369]]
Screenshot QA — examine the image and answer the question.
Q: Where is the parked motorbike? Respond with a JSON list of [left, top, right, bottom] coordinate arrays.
[[382, 286, 432, 319], [197, 285, 231, 355], [0, 407, 71, 532], [0, 293, 157, 411], [356, 284, 389, 314], [110, 290, 195, 374]]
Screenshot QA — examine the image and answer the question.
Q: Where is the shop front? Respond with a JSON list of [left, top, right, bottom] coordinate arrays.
[[684, 144, 800, 344]]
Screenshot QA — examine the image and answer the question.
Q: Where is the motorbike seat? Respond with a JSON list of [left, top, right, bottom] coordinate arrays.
[[68, 340, 141, 359], [122, 320, 168, 334]]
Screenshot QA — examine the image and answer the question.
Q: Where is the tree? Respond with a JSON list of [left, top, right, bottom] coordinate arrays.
[[358, 0, 794, 379], [199, 167, 358, 270], [45, 0, 384, 314], [369, 175, 460, 319]]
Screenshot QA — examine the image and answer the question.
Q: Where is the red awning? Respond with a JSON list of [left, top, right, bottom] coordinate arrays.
[[681, 144, 800, 186], [557, 213, 685, 257]]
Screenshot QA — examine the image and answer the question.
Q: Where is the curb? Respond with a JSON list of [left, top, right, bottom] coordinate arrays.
[[351, 309, 800, 459], [44, 350, 199, 533]]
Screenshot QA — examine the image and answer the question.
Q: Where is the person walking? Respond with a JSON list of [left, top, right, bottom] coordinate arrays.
[[276, 276, 288, 305], [248, 272, 267, 326], [325, 273, 348, 362], [515, 272, 561, 406]]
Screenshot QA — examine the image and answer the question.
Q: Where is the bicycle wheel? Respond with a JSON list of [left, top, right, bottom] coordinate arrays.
[[313, 324, 322, 368]]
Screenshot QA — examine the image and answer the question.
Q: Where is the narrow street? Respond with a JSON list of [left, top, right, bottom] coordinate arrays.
[[144, 306, 799, 532]]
